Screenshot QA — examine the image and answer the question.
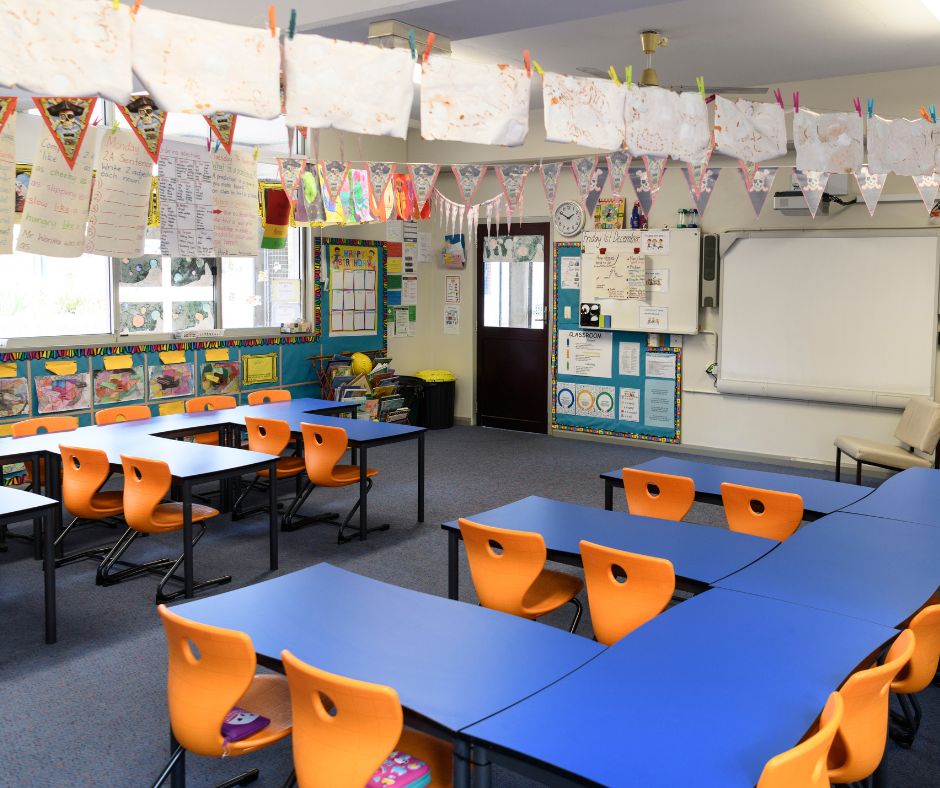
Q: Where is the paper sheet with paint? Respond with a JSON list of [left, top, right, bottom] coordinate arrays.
[[558, 329, 612, 378], [792, 109, 863, 173], [0, 0, 132, 103], [542, 72, 625, 151], [284, 35, 413, 138], [212, 149, 259, 257], [0, 109, 13, 255], [132, 7, 280, 118], [421, 55, 530, 146], [867, 115, 934, 176], [713, 96, 787, 162], [624, 87, 710, 164], [158, 141, 215, 258]]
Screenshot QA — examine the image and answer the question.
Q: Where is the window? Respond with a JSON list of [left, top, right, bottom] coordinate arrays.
[[482, 234, 545, 329]]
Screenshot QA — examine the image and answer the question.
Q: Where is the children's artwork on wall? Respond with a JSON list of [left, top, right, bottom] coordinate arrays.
[[242, 353, 278, 386], [149, 362, 194, 400], [171, 257, 216, 287], [200, 361, 240, 395], [172, 301, 214, 331], [35, 373, 91, 413], [120, 302, 164, 333], [120, 255, 163, 286], [0, 377, 30, 419], [93, 367, 145, 405]]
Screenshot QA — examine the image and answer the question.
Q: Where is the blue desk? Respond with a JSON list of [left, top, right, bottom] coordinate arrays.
[[464, 588, 896, 788], [719, 511, 940, 627], [601, 456, 874, 520], [442, 496, 778, 599], [842, 467, 940, 527]]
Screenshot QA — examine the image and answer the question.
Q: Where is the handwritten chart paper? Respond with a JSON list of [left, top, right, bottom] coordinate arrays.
[[212, 149, 258, 257], [592, 251, 645, 301], [0, 110, 13, 254], [158, 141, 214, 257], [17, 130, 94, 257], [85, 130, 152, 257]]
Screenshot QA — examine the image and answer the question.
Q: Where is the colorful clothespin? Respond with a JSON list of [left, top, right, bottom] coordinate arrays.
[[705, 93, 716, 105], [696, 76, 705, 100], [206, 134, 211, 152], [532, 59, 544, 78], [215, 139, 221, 153], [132, 0, 141, 15], [267, 5, 276, 37], [110, 119, 120, 133], [523, 50, 532, 78], [792, 91, 800, 113], [112, 0, 120, 10], [408, 30, 417, 61], [253, 146, 260, 161], [853, 97, 862, 117], [422, 32, 435, 64], [930, 105, 937, 123], [919, 106, 931, 123], [608, 66, 621, 86], [625, 65, 632, 88], [773, 89, 784, 109], [867, 98, 874, 119], [288, 9, 296, 40]]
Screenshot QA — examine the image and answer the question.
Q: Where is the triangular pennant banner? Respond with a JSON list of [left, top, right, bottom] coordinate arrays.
[[585, 164, 610, 216], [681, 165, 720, 215], [408, 163, 441, 213], [277, 158, 307, 209], [0, 97, 17, 137], [204, 111, 237, 154], [117, 96, 167, 164], [367, 162, 397, 218], [320, 160, 350, 204], [606, 151, 631, 197], [496, 164, 533, 226], [853, 166, 887, 217], [685, 150, 713, 197], [643, 156, 668, 193], [628, 158, 668, 217], [913, 174, 940, 214], [738, 161, 778, 217], [452, 164, 488, 209], [33, 97, 97, 169], [571, 156, 598, 210], [540, 162, 563, 214], [793, 169, 829, 219]]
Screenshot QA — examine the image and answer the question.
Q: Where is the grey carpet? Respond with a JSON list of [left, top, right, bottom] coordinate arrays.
[[0, 426, 935, 787]]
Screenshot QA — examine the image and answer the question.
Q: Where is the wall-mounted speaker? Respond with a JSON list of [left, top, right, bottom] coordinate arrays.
[[700, 233, 720, 308]]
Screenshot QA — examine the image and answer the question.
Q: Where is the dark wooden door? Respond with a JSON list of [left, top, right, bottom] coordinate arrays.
[[476, 222, 550, 433]]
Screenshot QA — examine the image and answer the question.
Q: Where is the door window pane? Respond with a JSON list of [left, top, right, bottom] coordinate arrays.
[[482, 235, 545, 329]]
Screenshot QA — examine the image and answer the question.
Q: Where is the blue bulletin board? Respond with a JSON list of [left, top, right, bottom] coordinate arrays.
[[551, 242, 681, 443]]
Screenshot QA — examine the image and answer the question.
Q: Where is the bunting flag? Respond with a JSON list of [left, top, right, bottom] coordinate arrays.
[[793, 169, 829, 219], [571, 156, 598, 210], [584, 164, 609, 216], [452, 164, 488, 208], [320, 160, 350, 205], [367, 161, 396, 218], [738, 161, 779, 216], [606, 151, 631, 197], [854, 166, 887, 217], [33, 96, 97, 169], [681, 164, 720, 215], [684, 148, 713, 196], [277, 158, 307, 209], [540, 162, 563, 214], [117, 95, 167, 164], [408, 163, 441, 213], [643, 156, 668, 192], [0, 97, 16, 136], [628, 157, 668, 217], [204, 111, 237, 154], [496, 163, 533, 227], [913, 174, 940, 214]]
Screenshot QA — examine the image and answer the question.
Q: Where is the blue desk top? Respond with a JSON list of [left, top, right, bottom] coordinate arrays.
[[843, 468, 940, 527], [444, 496, 777, 585], [719, 511, 940, 627], [464, 588, 896, 787], [0, 485, 57, 518], [602, 456, 873, 515], [173, 563, 604, 734], [227, 403, 425, 444]]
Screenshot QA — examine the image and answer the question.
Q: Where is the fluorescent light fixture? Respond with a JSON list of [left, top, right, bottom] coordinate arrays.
[[922, 0, 940, 19]]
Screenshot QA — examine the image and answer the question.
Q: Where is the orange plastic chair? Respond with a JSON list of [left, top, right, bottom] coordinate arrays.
[[185, 395, 236, 445], [621, 468, 695, 521], [247, 389, 291, 405], [757, 692, 843, 788], [96, 455, 230, 601], [12, 415, 78, 489], [94, 404, 151, 425], [233, 417, 306, 520], [828, 629, 916, 785], [154, 605, 291, 787], [579, 540, 675, 645], [458, 518, 583, 632], [281, 649, 452, 788], [890, 604, 940, 746], [721, 483, 803, 541]]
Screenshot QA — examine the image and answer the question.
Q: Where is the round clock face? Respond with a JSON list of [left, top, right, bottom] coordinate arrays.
[[554, 200, 585, 237]]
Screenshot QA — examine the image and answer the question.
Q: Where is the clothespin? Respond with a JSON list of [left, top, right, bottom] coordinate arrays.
[[215, 139, 221, 153], [931, 105, 937, 124], [705, 93, 716, 105], [523, 50, 531, 78], [408, 30, 417, 61], [112, 0, 120, 10], [132, 0, 141, 15], [919, 106, 931, 123], [422, 32, 435, 64], [206, 135, 211, 152], [625, 65, 632, 88], [696, 76, 705, 100], [532, 60, 544, 78], [288, 9, 296, 40], [853, 97, 862, 117], [773, 89, 784, 109], [867, 98, 874, 118], [267, 5, 276, 37], [792, 91, 799, 113], [110, 119, 120, 134], [608, 66, 621, 86]]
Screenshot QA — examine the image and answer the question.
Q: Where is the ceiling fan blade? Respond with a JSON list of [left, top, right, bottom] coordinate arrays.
[[674, 85, 769, 95]]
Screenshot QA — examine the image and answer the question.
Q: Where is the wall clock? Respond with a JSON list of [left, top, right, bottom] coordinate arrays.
[[553, 200, 586, 237]]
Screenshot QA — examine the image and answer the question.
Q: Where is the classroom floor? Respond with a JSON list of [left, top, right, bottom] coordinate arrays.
[[0, 426, 935, 787]]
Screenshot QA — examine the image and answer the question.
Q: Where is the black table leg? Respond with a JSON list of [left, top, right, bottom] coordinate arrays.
[[268, 460, 278, 571], [453, 739, 471, 788], [31, 455, 42, 560], [471, 745, 491, 788], [604, 479, 614, 511], [418, 432, 425, 523], [182, 481, 193, 598], [448, 529, 459, 600], [42, 507, 56, 644], [170, 730, 185, 788], [359, 446, 368, 541]]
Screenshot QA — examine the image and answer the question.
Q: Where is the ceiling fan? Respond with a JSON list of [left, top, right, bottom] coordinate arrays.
[[578, 30, 768, 95]]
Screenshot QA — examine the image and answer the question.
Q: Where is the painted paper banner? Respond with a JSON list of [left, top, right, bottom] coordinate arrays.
[[867, 115, 933, 176], [118, 95, 168, 164], [205, 112, 236, 155], [584, 164, 609, 216], [542, 72, 625, 150], [453, 164, 488, 208], [33, 97, 97, 169], [320, 160, 350, 205], [714, 96, 788, 162], [408, 163, 441, 213], [854, 166, 887, 217], [496, 164, 533, 225], [367, 162, 396, 218], [0, 102, 14, 255], [738, 162, 778, 216], [913, 174, 940, 213], [571, 156, 598, 210], [793, 109, 863, 173], [681, 164, 720, 215], [540, 162, 563, 214], [793, 169, 830, 219], [292, 168, 327, 227], [606, 151, 631, 197], [277, 157, 307, 208], [628, 160, 664, 217]]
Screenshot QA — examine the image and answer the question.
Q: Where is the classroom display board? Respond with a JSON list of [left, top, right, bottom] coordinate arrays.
[[579, 227, 701, 335], [718, 231, 940, 408], [552, 242, 681, 443]]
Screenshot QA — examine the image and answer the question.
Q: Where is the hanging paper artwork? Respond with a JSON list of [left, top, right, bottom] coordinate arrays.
[[205, 112, 236, 155], [33, 97, 97, 169], [0, 0, 133, 104], [212, 148, 259, 257], [117, 95, 168, 164], [132, 7, 280, 118], [93, 367, 145, 405], [624, 87, 710, 164], [713, 96, 787, 162], [291, 168, 327, 227], [606, 151, 632, 197], [496, 164, 532, 226], [0, 377, 29, 419], [35, 372, 91, 414], [542, 72, 625, 150], [0, 98, 15, 255], [540, 162, 563, 214], [792, 109, 863, 173], [148, 362, 194, 400], [283, 35, 413, 139], [453, 164, 488, 209], [571, 156, 598, 210], [158, 141, 215, 257], [421, 55, 530, 146], [737, 162, 778, 216], [408, 163, 441, 213], [913, 174, 940, 214], [367, 162, 396, 219], [200, 361, 241, 395], [681, 164, 720, 215], [674, 92, 711, 164], [792, 170, 829, 219], [867, 115, 933, 176], [853, 166, 887, 217], [320, 160, 350, 205], [277, 158, 307, 209], [628, 158, 666, 217]]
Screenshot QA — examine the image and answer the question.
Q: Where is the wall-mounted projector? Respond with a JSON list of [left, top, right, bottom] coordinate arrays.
[[773, 173, 853, 216]]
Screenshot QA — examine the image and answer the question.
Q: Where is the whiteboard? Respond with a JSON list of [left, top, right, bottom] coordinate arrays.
[[580, 228, 701, 334], [718, 231, 940, 407]]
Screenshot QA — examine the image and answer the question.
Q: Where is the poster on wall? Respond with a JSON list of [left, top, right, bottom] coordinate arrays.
[[328, 243, 379, 336], [558, 329, 612, 377], [0, 377, 29, 419], [200, 361, 240, 395], [158, 140, 214, 258], [35, 373, 91, 413], [93, 367, 145, 405], [148, 362, 194, 400]]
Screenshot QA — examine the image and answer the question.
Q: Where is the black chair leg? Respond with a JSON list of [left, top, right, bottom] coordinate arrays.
[[54, 516, 123, 568], [280, 770, 297, 788], [567, 596, 583, 634], [151, 744, 185, 788], [155, 522, 232, 603], [336, 478, 390, 544], [281, 479, 340, 532], [232, 475, 263, 521], [96, 529, 176, 586], [215, 768, 259, 788], [151, 745, 259, 788]]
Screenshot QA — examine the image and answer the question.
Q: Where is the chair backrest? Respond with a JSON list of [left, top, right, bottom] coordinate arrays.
[[828, 629, 915, 783], [621, 468, 695, 521], [247, 389, 291, 405], [721, 483, 803, 542], [59, 445, 114, 519], [457, 518, 547, 618], [95, 404, 151, 426], [281, 649, 402, 788], [245, 416, 291, 456], [579, 540, 675, 646], [757, 692, 843, 788], [185, 395, 237, 413], [893, 604, 940, 694], [895, 396, 940, 453], [157, 605, 257, 758], [120, 454, 172, 531], [11, 415, 78, 437], [300, 423, 349, 487]]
